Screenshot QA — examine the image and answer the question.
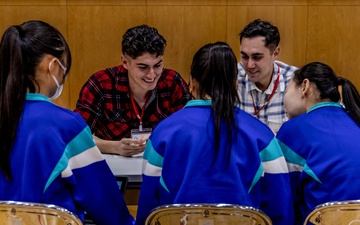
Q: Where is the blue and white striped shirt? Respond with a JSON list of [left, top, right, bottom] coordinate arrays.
[[237, 61, 297, 133]]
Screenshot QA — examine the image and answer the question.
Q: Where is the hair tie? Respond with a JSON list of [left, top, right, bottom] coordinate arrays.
[[336, 76, 344, 86], [14, 25, 25, 39]]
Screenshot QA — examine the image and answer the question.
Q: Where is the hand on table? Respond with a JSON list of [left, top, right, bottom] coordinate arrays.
[[93, 134, 150, 157], [117, 138, 146, 157]]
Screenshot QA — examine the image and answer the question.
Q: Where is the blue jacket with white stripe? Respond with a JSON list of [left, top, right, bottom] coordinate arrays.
[[277, 102, 360, 224], [0, 93, 134, 225], [136, 100, 294, 225]]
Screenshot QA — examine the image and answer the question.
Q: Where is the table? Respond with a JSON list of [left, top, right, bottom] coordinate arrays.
[[103, 154, 143, 205], [102, 154, 143, 184]]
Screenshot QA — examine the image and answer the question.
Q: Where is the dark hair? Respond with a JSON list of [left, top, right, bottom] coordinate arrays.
[[190, 42, 240, 164], [293, 62, 360, 126], [239, 19, 280, 53], [0, 20, 71, 179], [121, 24, 166, 59]]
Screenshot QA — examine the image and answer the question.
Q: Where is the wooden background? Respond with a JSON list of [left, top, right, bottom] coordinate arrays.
[[1, 0, 360, 109]]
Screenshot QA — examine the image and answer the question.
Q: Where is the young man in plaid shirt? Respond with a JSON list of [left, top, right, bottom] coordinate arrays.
[[75, 25, 190, 157]]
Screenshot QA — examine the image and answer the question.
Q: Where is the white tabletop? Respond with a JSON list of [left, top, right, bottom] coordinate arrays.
[[103, 154, 143, 183]]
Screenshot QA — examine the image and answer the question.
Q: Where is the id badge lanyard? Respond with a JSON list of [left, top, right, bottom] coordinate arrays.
[[130, 92, 149, 131], [250, 64, 280, 118]]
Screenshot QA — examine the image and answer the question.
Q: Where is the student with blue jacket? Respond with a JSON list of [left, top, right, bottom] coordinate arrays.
[[0, 20, 134, 225], [277, 62, 360, 224], [136, 42, 294, 225]]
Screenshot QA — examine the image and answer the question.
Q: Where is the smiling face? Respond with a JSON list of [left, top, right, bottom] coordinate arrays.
[[122, 52, 163, 97], [240, 36, 279, 91]]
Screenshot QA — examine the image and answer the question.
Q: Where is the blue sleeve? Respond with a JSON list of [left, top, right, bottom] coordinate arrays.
[[277, 125, 311, 224], [258, 138, 295, 225], [136, 139, 163, 225], [73, 162, 134, 225], [260, 173, 295, 225], [45, 126, 134, 225]]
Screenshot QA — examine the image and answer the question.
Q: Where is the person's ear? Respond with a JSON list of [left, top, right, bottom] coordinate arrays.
[[189, 76, 199, 98], [273, 46, 280, 59], [48, 57, 58, 75], [121, 54, 129, 69], [301, 78, 311, 97], [189, 76, 195, 93]]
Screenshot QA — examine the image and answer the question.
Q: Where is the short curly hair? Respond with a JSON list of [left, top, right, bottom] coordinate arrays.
[[239, 19, 280, 53], [122, 24, 166, 59]]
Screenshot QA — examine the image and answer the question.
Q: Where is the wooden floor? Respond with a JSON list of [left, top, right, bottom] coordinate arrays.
[[128, 205, 138, 218], [124, 187, 139, 218]]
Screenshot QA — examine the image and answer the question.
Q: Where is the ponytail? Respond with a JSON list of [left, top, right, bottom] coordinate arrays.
[[0, 26, 27, 179], [0, 20, 71, 180], [339, 77, 360, 126], [190, 42, 239, 167]]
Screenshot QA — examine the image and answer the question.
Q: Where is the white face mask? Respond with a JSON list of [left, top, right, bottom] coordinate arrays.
[[49, 75, 64, 100], [48, 59, 66, 100]]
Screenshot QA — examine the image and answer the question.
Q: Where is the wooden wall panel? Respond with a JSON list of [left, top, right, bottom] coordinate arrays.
[[307, 5, 360, 88], [227, 0, 307, 5], [0, 0, 66, 5], [147, 6, 227, 81], [0, 5, 69, 108], [1, 0, 360, 109], [67, 6, 146, 109], [309, 0, 360, 5], [147, 0, 226, 5], [226, 6, 308, 68], [67, 0, 146, 5], [0, 6, 67, 37]]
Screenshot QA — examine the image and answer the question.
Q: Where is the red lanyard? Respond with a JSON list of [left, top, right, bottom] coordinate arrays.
[[130, 92, 149, 131], [251, 64, 280, 118]]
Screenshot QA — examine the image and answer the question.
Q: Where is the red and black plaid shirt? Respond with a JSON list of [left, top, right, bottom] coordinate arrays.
[[74, 65, 190, 140]]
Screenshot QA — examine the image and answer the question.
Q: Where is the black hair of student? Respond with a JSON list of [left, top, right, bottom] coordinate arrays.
[[0, 20, 71, 180], [190, 42, 240, 164], [122, 24, 166, 59], [239, 19, 280, 53], [293, 62, 360, 126]]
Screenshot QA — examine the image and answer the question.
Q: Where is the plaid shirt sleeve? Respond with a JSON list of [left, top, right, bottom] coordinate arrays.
[[74, 67, 119, 132], [160, 69, 190, 113]]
